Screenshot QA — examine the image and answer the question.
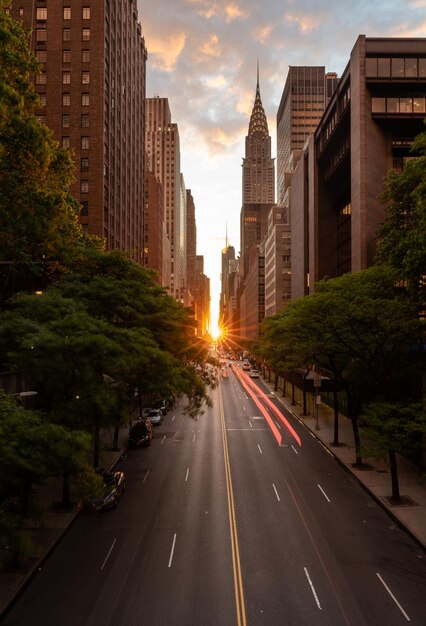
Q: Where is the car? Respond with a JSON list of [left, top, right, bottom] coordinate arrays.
[[250, 369, 260, 378], [154, 399, 168, 415], [142, 407, 153, 418], [92, 471, 126, 511], [242, 361, 251, 371], [128, 419, 153, 447], [147, 408, 162, 425]]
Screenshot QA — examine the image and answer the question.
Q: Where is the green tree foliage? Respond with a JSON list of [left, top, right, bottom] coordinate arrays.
[[259, 266, 423, 465], [376, 126, 426, 301], [0, 2, 82, 302], [0, 391, 99, 563]]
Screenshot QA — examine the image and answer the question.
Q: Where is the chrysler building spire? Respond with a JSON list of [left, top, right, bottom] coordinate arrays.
[[248, 63, 269, 138]]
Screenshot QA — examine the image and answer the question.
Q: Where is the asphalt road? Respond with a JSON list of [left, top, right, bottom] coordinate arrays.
[[3, 364, 426, 625]]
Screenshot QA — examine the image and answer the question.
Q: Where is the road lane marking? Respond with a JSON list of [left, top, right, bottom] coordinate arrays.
[[249, 420, 252, 429], [143, 469, 150, 483], [168, 533, 177, 568], [376, 573, 410, 621], [244, 393, 249, 399], [193, 433, 196, 442], [304, 567, 322, 610], [219, 382, 247, 626], [243, 406, 246, 411], [172, 415, 176, 421], [257, 444, 263, 454], [291, 445, 299, 455], [317, 484, 331, 503], [272, 483, 281, 501], [185, 467, 189, 482], [100, 538, 117, 570], [275, 421, 282, 429], [161, 435, 166, 445]]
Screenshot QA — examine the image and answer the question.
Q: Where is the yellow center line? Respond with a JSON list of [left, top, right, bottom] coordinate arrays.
[[219, 381, 247, 626]]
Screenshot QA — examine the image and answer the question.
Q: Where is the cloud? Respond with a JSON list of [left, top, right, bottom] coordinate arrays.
[[199, 33, 221, 57], [283, 12, 324, 34], [146, 32, 186, 71]]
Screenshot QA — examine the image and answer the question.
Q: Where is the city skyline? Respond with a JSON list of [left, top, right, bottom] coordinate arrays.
[[137, 0, 426, 335]]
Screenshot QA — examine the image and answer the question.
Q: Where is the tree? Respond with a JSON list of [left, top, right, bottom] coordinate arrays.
[[259, 266, 423, 466], [0, 391, 99, 564], [0, 2, 82, 303], [376, 126, 426, 302]]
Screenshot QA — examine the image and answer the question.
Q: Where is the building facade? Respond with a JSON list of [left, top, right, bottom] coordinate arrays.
[[145, 97, 182, 298], [276, 66, 338, 205], [12, 0, 148, 263], [264, 207, 292, 317], [290, 36, 426, 298], [239, 70, 276, 340]]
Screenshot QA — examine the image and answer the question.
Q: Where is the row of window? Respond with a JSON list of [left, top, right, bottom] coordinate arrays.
[[61, 114, 90, 128], [371, 94, 426, 114], [35, 7, 91, 20], [36, 50, 90, 63], [36, 71, 91, 85], [61, 136, 90, 150], [36, 28, 90, 42], [61, 93, 91, 106], [366, 56, 426, 79]]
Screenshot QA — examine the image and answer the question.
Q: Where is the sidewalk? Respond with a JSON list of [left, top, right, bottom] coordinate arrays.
[[262, 377, 426, 551], [0, 425, 129, 618]]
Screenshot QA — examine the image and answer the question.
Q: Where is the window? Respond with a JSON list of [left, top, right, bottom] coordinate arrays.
[[80, 201, 89, 216], [38, 93, 46, 107], [62, 137, 70, 148], [371, 97, 386, 113], [419, 58, 426, 77], [81, 114, 89, 128], [81, 158, 89, 172], [62, 93, 70, 106], [366, 57, 377, 77], [387, 97, 399, 113], [80, 180, 89, 193], [81, 136, 89, 150], [63, 7, 71, 20], [62, 72, 71, 85], [377, 58, 390, 77], [36, 50, 47, 62], [35, 73, 46, 84], [82, 71, 90, 85], [36, 115, 45, 124], [405, 58, 417, 77], [391, 58, 404, 78], [82, 7, 91, 19], [36, 8, 47, 20], [63, 29, 71, 42], [62, 50, 71, 63], [62, 114, 70, 127], [413, 94, 426, 114], [82, 28, 90, 42], [82, 49, 90, 62], [81, 93, 90, 106], [399, 97, 413, 113], [36, 29, 47, 42]]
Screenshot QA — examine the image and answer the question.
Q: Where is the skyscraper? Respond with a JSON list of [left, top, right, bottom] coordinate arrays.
[[239, 69, 275, 340], [11, 1, 148, 263], [145, 97, 182, 298], [276, 67, 338, 206]]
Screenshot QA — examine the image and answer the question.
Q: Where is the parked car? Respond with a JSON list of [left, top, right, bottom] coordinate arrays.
[[154, 399, 168, 415], [142, 407, 153, 418], [147, 408, 162, 425], [92, 471, 126, 511], [250, 369, 259, 378], [128, 419, 153, 447]]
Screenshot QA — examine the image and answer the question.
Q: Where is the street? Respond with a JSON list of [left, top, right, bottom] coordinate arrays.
[[3, 364, 426, 625]]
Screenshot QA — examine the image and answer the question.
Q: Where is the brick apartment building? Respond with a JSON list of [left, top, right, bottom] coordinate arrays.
[[11, 0, 147, 263]]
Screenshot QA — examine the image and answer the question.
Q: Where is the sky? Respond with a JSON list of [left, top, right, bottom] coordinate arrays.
[[137, 0, 426, 335]]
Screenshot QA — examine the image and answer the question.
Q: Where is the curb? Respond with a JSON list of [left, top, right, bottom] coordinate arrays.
[[0, 446, 127, 621], [268, 384, 426, 553]]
